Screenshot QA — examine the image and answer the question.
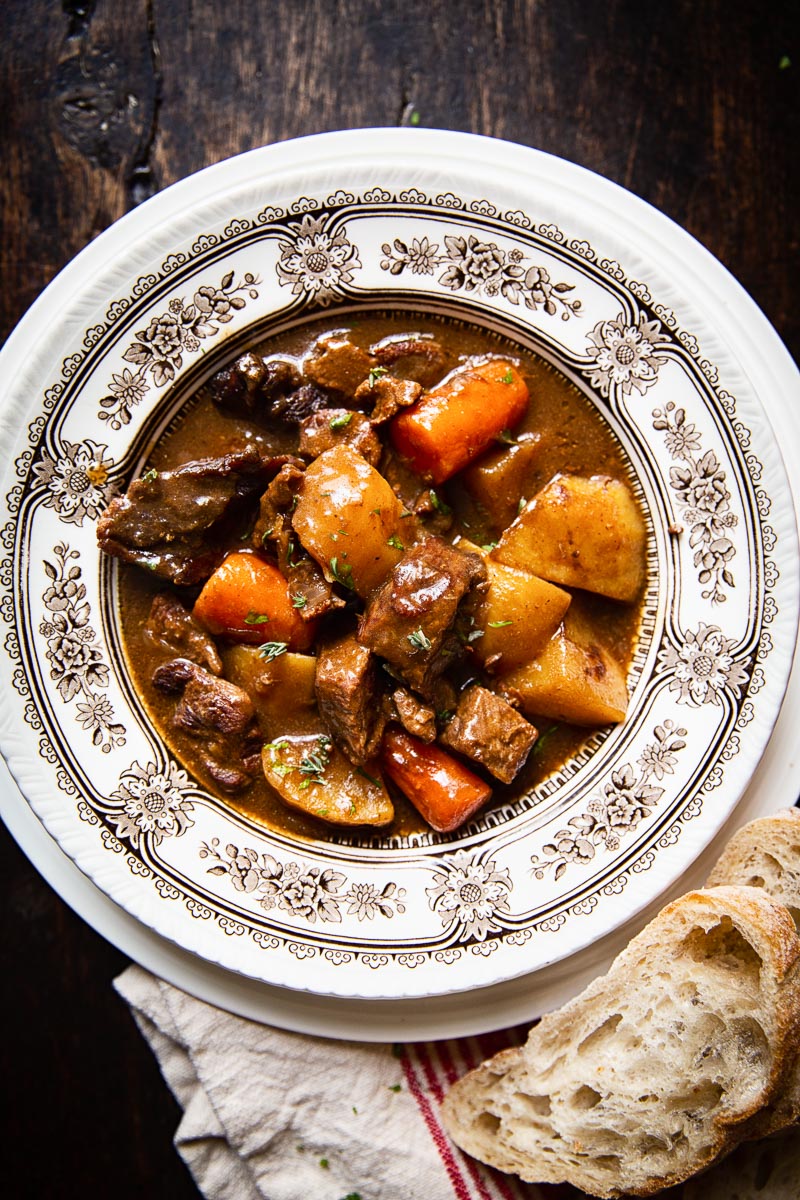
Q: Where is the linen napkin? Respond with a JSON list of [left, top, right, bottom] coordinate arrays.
[[116, 965, 800, 1200], [115, 964, 543, 1200]]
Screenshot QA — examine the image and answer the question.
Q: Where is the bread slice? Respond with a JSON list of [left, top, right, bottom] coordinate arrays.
[[441, 886, 800, 1198], [706, 808, 800, 932], [705, 809, 800, 1135]]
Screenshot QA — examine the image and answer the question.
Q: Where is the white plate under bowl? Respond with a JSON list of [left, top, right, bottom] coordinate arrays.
[[0, 129, 797, 1002]]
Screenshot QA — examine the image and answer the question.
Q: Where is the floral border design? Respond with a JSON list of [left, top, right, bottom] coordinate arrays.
[[98, 270, 261, 428], [106, 759, 194, 850], [530, 722, 687, 882], [426, 851, 513, 941], [199, 838, 406, 925], [584, 312, 670, 398], [32, 440, 115, 526], [653, 401, 739, 603], [276, 213, 361, 304], [380, 233, 581, 319], [38, 542, 126, 753], [658, 623, 751, 704]]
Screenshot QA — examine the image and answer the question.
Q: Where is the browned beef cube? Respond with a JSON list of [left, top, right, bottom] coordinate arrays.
[[358, 538, 487, 694], [144, 593, 222, 675], [370, 334, 452, 386], [207, 354, 301, 418], [440, 685, 538, 784], [390, 687, 436, 742], [314, 634, 385, 764], [353, 375, 422, 424], [153, 659, 254, 736], [97, 448, 285, 585], [304, 335, 374, 398], [152, 658, 258, 793], [298, 408, 382, 467]]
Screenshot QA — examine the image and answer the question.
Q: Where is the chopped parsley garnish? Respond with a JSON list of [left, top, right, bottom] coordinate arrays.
[[481, 541, 498, 552], [407, 628, 432, 652], [496, 428, 517, 444], [429, 489, 452, 516], [298, 735, 332, 788], [285, 539, 298, 568], [387, 534, 404, 550], [330, 556, 355, 590], [330, 412, 352, 430], [261, 527, 274, 545], [388, 1083, 402, 1092], [488, 619, 513, 627], [258, 641, 289, 662], [499, 368, 515, 384], [244, 612, 270, 625], [530, 723, 560, 757], [410, 109, 421, 125], [357, 766, 382, 789], [368, 366, 388, 387], [319, 1157, 329, 1169], [291, 593, 307, 609], [142, 468, 158, 482], [436, 708, 454, 723]]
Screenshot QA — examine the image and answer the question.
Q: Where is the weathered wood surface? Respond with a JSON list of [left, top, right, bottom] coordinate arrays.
[[1, 1, 797, 1196]]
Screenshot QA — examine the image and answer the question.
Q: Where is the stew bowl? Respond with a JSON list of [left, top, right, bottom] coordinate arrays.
[[0, 129, 797, 1000]]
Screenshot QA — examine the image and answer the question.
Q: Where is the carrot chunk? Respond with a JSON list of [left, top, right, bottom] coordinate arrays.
[[193, 551, 315, 648], [390, 359, 529, 484], [380, 726, 492, 832]]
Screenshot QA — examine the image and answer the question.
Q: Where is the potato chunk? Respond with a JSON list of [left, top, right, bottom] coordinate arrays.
[[222, 645, 317, 736], [461, 433, 544, 530], [460, 541, 571, 671], [493, 473, 646, 602], [499, 618, 629, 726], [292, 444, 407, 598], [261, 734, 393, 827]]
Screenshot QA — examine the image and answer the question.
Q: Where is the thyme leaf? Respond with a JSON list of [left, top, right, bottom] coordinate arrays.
[[258, 641, 289, 662]]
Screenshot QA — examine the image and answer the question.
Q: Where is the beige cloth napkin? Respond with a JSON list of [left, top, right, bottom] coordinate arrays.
[[116, 965, 800, 1200], [115, 964, 541, 1200]]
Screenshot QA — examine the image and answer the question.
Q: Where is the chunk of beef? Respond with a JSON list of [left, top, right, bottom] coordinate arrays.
[[390, 687, 437, 742], [304, 335, 374, 398], [251, 462, 344, 619], [207, 353, 301, 418], [298, 408, 381, 467], [314, 634, 386, 764], [440, 685, 538, 784], [144, 593, 222, 675], [358, 538, 487, 694], [270, 382, 333, 425], [97, 448, 286, 585], [353, 375, 422, 424], [370, 334, 451, 386], [152, 658, 257, 792]]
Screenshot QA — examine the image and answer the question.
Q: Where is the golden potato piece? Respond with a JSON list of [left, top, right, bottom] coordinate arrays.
[[499, 624, 629, 726], [261, 733, 394, 827], [461, 433, 544, 530], [293, 444, 407, 598], [221, 646, 317, 736], [459, 540, 570, 671], [492, 473, 646, 602]]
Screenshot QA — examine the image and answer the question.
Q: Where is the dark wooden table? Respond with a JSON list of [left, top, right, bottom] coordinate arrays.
[[1, 3, 797, 1197]]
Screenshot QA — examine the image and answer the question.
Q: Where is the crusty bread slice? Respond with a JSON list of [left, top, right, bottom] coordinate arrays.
[[705, 808, 800, 1136], [706, 808, 800, 932], [441, 886, 800, 1198]]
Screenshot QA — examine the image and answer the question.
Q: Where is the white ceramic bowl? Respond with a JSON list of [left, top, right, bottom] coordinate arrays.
[[0, 129, 797, 1002]]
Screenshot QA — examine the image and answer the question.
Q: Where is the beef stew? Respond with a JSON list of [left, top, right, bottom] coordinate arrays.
[[99, 312, 647, 841]]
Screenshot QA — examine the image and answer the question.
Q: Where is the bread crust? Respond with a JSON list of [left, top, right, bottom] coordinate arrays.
[[442, 885, 800, 1198]]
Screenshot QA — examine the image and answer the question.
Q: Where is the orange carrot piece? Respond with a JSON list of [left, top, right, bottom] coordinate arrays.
[[380, 726, 492, 832], [390, 359, 529, 484], [193, 551, 315, 648]]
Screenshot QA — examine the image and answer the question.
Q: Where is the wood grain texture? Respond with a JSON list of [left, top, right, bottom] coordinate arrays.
[[1, 1, 797, 1197]]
